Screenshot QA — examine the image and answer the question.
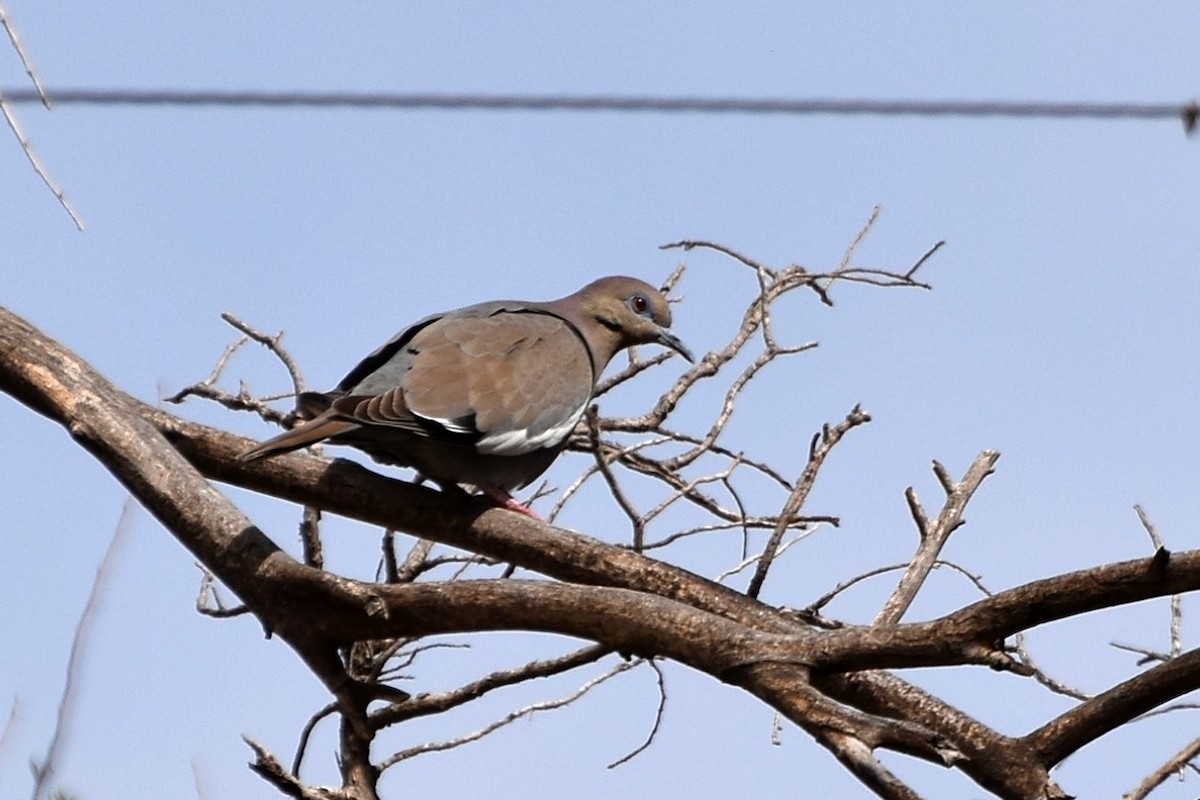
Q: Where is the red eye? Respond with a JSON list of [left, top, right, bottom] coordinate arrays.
[[628, 294, 650, 316]]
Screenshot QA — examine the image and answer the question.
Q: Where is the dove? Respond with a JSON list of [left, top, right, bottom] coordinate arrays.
[[241, 275, 692, 515]]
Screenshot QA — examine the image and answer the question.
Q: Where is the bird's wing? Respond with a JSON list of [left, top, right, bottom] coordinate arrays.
[[335, 309, 595, 456]]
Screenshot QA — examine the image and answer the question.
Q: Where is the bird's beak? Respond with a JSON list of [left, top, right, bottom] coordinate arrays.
[[656, 328, 694, 363]]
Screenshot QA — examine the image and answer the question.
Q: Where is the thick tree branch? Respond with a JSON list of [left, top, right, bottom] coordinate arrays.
[[1024, 645, 1200, 768]]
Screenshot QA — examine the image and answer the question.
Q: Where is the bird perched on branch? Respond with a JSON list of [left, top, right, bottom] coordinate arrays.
[[240, 275, 692, 516]]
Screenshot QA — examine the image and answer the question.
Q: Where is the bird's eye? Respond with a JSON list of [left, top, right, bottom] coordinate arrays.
[[628, 294, 651, 316]]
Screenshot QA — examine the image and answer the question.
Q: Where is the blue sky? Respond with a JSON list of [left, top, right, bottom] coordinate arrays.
[[3, 3, 1199, 798]]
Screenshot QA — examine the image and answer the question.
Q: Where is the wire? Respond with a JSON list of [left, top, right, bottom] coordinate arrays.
[[2, 87, 1197, 130]]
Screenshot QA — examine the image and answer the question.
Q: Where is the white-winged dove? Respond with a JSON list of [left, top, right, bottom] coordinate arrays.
[[240, 275, 692, 514]]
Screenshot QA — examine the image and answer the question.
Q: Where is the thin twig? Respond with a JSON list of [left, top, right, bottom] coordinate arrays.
[[1135, 504, 1182, 658], [640, 452, 745, 527], [195, 570, 249, 618], [291, 702, 337, 776], [747, 406, 870, 598], [382, 641, 468, 675], [1014, 634, 1090, 701], [0, 88, 84, 229], [607, 659, 665, 768], [639, 515, 837, 551], [0, 3, 83, 228], [585, 406, 645, 549], [874, 451, 1000, 625], [833, 204, 882, 274], [1111, 642, 1174, 667], [716, 528, 820, 584], [0, 2, 49, 106], [370, 644, 611, 730], [220, 312, 307, 395], [905, 240, 945, 280], [806, 564, 913, 614], [377, 658, 636, 768], [163, 333, 292, 422], [1135, 702, 1200, 722], [1125, 735, 1200, 800], [1135, 504, 1166, 551], [167, 312, 311, 432], [805, 558, 992, 617]]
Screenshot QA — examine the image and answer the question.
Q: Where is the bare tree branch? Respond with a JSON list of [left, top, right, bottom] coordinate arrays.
[[0, 3, 48, 106], [291, 702, 337, 777], [747, 406, 870, 598], [820, 730, 924, 800], [377, 659, 640, 769], [0, 2, 83, 229], [1135, 504, 1183, 659], [606, 659, 668, 769], [369, 644, 611, 731], [875, 451, 1000, 624], [584, 406, 645, 549], [165, 312, 308, 425], [1125, 735, 1200, 800], [1025, 645, 1200, 768], [245, 736, 339, 800]]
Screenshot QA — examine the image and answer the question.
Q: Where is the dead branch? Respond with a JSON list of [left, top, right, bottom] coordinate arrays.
[[196, 569, 250, 618], [245, 735, 340, 800], [747, 405, 870, 598], [376, 659, 641, 769], [1026, 646, 1200, 769], [369, 644, 611, 732], [585, 405, 646, 549], [164, 312, 307, 424], [875, 451, 1000, 624], [0, 3, 83, 229], [0, 2, 48, 107], [292, 703, 337, 777], [820, 730, 924, 800], [1125, 735, 1200, 800], [1013, 633, 1091, 701], [606, 659, 668, 768]]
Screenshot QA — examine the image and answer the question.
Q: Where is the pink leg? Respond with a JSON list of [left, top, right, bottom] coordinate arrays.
[[480, 485, 542, 520]]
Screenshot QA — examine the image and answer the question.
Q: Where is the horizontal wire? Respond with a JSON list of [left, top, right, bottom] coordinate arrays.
[[2, 87, 1197, 125]]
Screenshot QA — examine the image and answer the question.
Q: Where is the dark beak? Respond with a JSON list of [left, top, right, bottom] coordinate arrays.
[[656, 328, 694, 363]]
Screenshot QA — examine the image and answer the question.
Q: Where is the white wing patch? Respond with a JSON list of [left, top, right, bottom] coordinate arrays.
[[415, 412, 477, 436], [474, 397, 589, 456]]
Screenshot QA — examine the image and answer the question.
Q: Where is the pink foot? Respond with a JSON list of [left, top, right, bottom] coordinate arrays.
[[480, 486, 543, 520]]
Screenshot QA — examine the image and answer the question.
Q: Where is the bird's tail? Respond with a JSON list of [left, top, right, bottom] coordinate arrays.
[[238, 392, 354, 462]]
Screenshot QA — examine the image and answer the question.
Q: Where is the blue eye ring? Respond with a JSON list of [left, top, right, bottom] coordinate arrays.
[[628, 293, 651, 316]]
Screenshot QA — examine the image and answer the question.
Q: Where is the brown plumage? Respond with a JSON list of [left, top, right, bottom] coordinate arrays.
[[240, 275, 692, 513]]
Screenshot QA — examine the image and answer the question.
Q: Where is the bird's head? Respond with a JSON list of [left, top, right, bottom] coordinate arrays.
[[558, 275, 694, 370]]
